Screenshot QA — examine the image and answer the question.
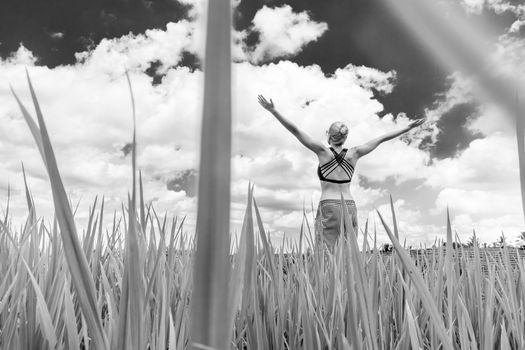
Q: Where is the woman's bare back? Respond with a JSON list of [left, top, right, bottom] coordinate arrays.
[[317, 146, 358, 201]]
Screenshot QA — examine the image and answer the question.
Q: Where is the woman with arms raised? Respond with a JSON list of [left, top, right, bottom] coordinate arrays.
[[257, 95, 424, 250]]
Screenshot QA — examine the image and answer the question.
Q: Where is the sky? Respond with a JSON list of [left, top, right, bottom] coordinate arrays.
[[0, 0, 524, 247]]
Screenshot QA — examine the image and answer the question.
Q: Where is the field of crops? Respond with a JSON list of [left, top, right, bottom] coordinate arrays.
[[2, 176, 525, 350], [2, 7, 524, 347]]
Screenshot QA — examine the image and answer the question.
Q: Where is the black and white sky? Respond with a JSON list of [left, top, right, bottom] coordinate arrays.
[[0, 0, 524, 245]]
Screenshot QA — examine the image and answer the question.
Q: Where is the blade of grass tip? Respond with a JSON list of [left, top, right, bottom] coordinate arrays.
[[92, 197, 105, 280], [191, 0, 232, 348], [302, 210, 315, 252], [20, 70, 108, 350], [241, 184, 255, 308], [2, 181, 10, 225], [139, 170, 146, 232], [10, 85, 47, 169], [253, 198, 276, 278], [121, 70, 145, 350], [298, 219, 305, 254], [311, 198, 316, 228], [83, 196, 98, 259], [227, 184, 254, 334], [72, 195, 82, 218], [515, 93, 525, 225], [389, 194, 399, 240], [21, 163, 34, 212], [445, 207, 454, 337], [376, 209, 453, 350]]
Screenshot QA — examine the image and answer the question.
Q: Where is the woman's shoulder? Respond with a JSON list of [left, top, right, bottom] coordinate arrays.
[[344, 147, 360, 162], [316, 145, 334, 162]]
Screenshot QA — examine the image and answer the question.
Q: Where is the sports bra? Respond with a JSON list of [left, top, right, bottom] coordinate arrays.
[[317, 147, 354, 184]]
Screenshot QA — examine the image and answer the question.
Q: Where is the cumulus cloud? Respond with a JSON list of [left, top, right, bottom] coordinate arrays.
[[75, 21, 196, 76], [6, 45, 37, 65], [241, 5, 328, 63]]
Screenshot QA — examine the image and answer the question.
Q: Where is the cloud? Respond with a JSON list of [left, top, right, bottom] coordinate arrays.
[[5, 45, 37, 65], [241, 5, 328, 63], [167, 169, 197, 197], [75, 20, 196, 76], [460, 0, 525, 16], [424, 132, 519, 193]]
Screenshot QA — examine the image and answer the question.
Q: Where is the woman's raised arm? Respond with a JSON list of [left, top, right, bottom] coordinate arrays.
[[354, 118, 425, 158], [258, 95, 325, 154]]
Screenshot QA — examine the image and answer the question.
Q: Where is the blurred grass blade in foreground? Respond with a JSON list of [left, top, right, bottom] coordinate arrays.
[[191, 0, 233, 349], [516, 95, 525, 223]]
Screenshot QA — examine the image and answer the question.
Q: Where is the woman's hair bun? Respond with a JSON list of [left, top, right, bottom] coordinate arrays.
[[328, 122, 348, 145], [339, 124, 349, 136]]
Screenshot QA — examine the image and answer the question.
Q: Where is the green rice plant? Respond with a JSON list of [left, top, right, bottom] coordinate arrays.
[[11, 71, 109, 350], [3, 168, 525, 349]]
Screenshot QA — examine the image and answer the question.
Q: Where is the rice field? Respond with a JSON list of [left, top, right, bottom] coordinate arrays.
[[2, 169, 525, 350]]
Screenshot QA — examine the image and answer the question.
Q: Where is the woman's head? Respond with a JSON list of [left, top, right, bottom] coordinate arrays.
[[327, 122, 348, 146]]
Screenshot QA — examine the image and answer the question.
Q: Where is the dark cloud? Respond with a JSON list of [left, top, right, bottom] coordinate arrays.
[[144, 60, 164, 85], [121, 142, 133, 156], [145, 52, 201, 85], [0, 0, 190, 67], [426, 103, 483, 159], [167, 169, 197, 197]]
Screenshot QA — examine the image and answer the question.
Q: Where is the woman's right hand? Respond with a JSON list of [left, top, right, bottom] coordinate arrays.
[[258, 95, 275, 111]]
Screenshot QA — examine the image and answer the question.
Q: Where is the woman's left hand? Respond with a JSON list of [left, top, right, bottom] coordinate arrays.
[[408, 118, 425, 129]]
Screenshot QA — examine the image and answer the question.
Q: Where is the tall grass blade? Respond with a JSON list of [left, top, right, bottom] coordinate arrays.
[[515, 94, 525, 224], [253, 198, 276, 277], [124, 70, 145, 350], [10, 86, 47, 168], [15, 70, 108, 350], [445, 207, 455, 340], [190, 0, 232, 349], [227, 185, 254, 335]]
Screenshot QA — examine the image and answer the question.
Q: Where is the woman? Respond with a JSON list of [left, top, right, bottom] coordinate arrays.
[[257, 95, 424, 250]]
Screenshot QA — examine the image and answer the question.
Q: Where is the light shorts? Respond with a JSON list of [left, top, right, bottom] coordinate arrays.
[[315, 199, 358, 249]]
